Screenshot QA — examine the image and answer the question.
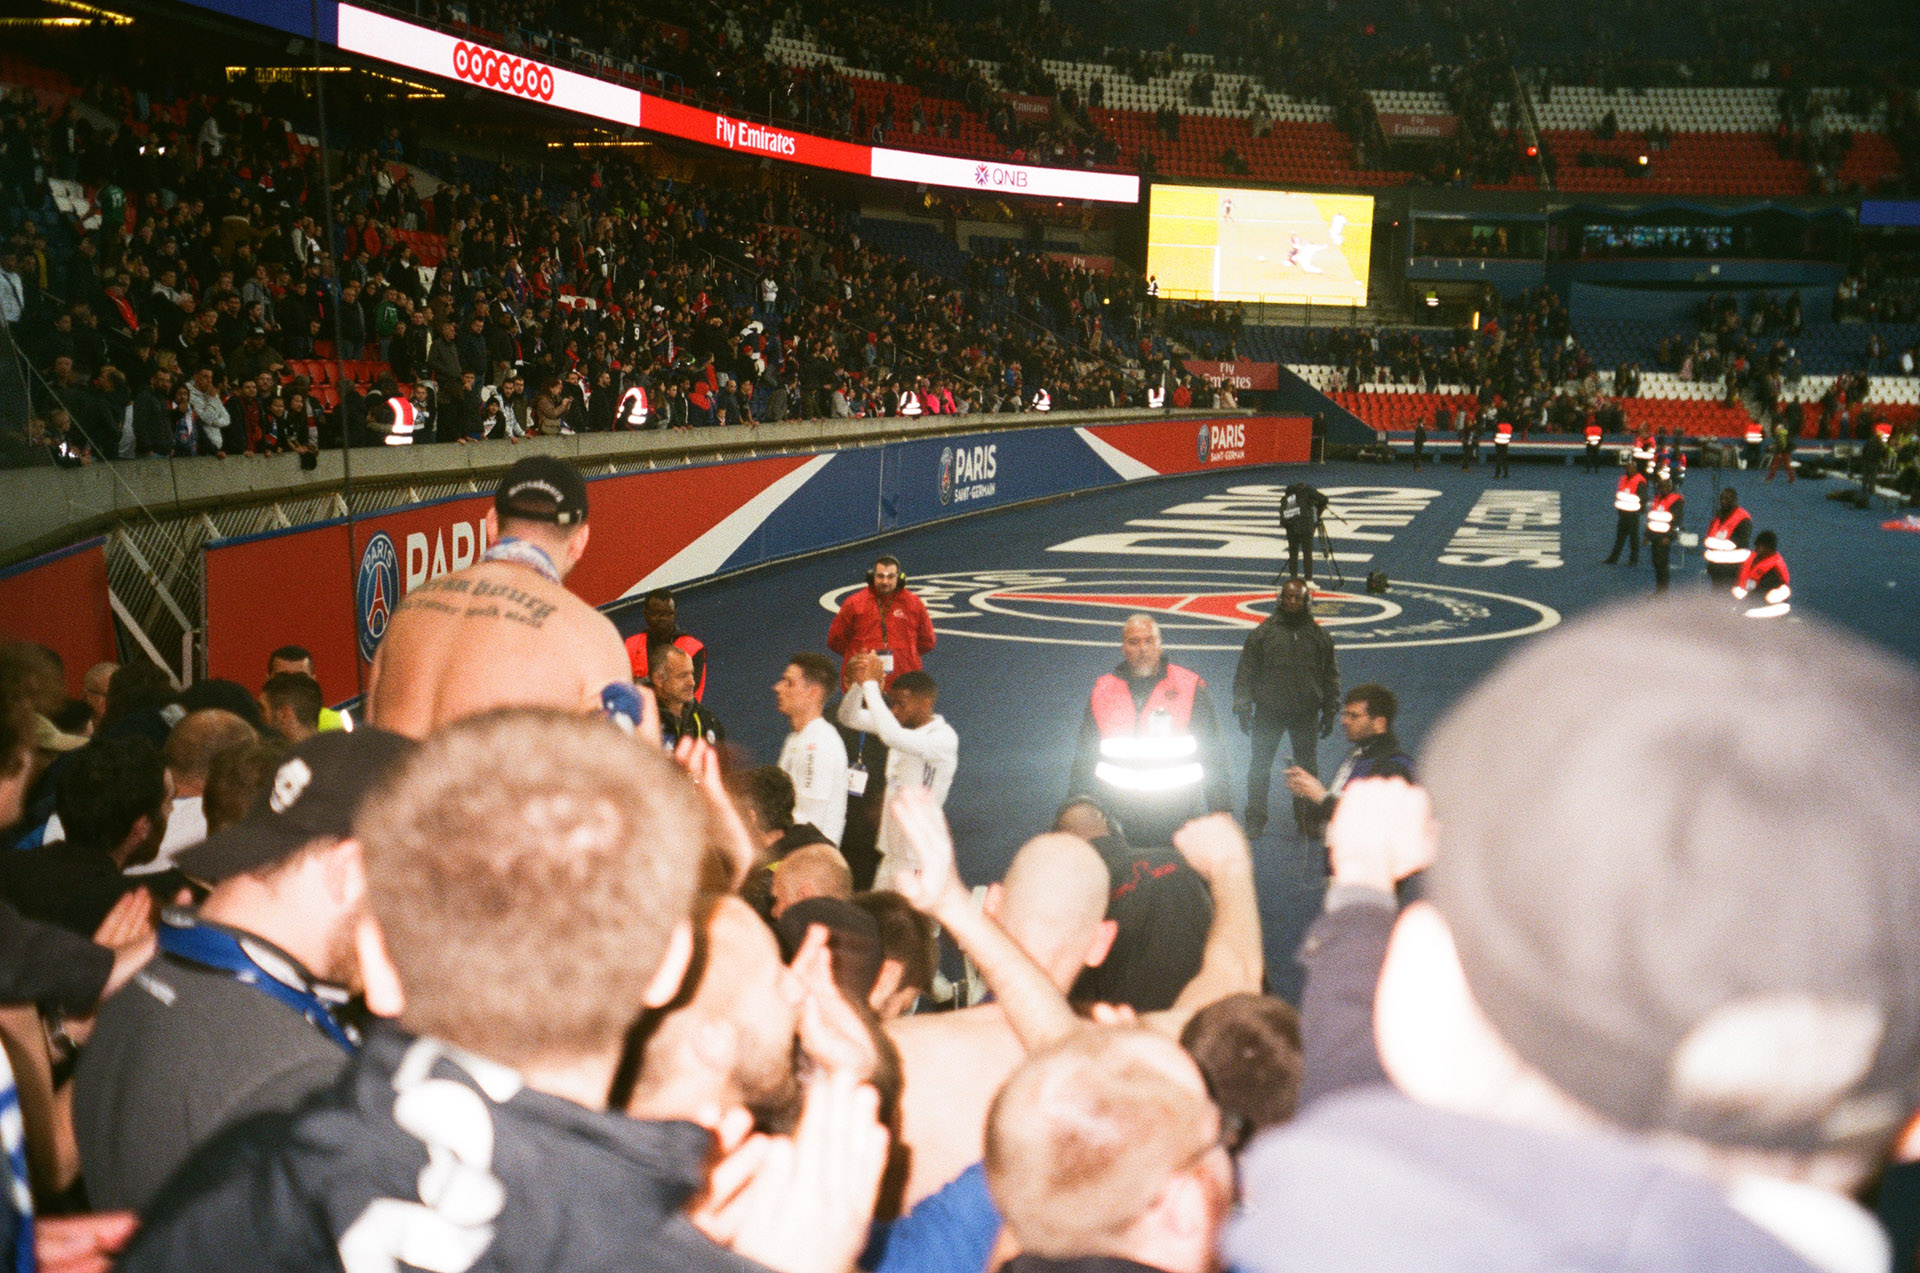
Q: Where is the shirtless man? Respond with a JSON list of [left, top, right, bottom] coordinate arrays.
[[365, 456, 643, 737], [886, 812, 1261, 1207]]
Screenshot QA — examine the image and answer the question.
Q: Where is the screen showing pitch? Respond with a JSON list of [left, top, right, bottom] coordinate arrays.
[[1146, 186, 1374, 306]]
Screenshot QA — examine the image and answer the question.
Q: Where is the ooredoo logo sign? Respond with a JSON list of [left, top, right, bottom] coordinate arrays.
[[337, 5, 639, 127], [451, 41, 556, 102]]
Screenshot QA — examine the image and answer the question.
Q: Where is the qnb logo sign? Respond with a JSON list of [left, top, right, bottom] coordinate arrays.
[[940, 443, 998, 505], [451, 41, 557, 102], [972, 163, 1031, 190], [715, 115, 798, 157]]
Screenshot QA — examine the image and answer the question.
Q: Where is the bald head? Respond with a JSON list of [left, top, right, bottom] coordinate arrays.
[[771, 843, 854, 917], [163, 709, 259, 797], [995, 833, 1113, 983]]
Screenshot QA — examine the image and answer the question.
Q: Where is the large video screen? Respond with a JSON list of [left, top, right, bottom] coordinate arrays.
[[1146, 186, 1374, 306]]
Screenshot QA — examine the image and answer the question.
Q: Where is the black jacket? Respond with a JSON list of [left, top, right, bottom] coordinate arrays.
[[1233, 613, 1340, 719], [1278, 483, 1327, 531], [0, 897, 111, 1013], [1304, 730, 1414, 834], [118, 1024, 771, 1273], [133, 387, 176, 458]]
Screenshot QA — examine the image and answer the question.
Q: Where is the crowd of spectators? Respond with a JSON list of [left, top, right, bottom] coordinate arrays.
[[1836, 254, 1920, 324], [66, 0, 1898, 211], [0, 51, 1170, 469], [0, 453, 1916, 1272]]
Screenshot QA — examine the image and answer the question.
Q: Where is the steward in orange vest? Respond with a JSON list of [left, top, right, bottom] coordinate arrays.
[[1069, 616, 1233, 846]]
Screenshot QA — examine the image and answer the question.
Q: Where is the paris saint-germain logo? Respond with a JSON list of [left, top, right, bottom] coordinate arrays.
[[1195, 424, 1211, 462], [356, 532, 400, 663], [938, 446, 955, 506]]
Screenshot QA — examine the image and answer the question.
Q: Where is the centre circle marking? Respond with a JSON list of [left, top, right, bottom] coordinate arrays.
[[821, 568, 1559, 651]]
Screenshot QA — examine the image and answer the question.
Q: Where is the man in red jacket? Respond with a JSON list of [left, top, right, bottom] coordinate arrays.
[[827, 556, 936, 690]]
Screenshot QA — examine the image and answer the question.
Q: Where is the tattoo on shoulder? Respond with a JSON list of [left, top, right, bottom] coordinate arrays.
[[394, 576, 558, 628]]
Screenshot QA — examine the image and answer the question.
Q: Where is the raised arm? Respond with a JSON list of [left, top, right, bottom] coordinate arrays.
[[1297, 778, 1436, 1107], [885, 788, 1079, 1052], [1142, 813, 1263, 1036], [854, 681, 953, 763]]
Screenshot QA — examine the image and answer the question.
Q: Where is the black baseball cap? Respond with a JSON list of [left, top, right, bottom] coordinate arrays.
[[176, 728, 416, 884], [495, 456, 589, 526]]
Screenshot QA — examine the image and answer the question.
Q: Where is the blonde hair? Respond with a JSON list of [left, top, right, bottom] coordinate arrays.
[[355, 709, 707, 1066], [986, 1028, 1216, 1259]]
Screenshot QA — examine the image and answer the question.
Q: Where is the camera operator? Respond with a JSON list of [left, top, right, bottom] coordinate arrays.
[[1277, 482, 1329, 581]]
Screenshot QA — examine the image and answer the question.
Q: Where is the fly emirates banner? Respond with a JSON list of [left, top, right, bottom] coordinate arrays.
[[334, 5, 1139, 203]]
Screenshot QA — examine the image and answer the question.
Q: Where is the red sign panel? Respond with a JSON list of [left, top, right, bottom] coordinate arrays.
[[203, 455, 815, 707], [1044, 252, 1117, 274], [1088, 415, 1310, 473], [1005, 93, 1054, 123], [1182, 360, 1281, 391], [1379, 112, 1459, 140], [0, 538, 117, 695], [638, 95, 871, 175]]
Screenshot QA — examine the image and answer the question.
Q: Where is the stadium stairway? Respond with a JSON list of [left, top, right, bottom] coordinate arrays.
[[1273, 366, 1373, 446]]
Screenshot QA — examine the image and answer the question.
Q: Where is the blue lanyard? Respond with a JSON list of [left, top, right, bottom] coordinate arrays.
[[157, 910, 359, 1052], [480, 537, 561, 584]]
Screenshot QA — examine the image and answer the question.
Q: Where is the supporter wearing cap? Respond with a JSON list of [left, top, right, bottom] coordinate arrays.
[[1228, 601, 1920, 1273], [73, 728, 415, 1213], [117, 710, 885, 1273], [365, 457, 638, 739]]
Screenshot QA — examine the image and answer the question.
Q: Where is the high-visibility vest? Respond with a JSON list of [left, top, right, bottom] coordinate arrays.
[[625, 632, 707, 701], [1495, 422, 1512, 444], [1646, 491, 1682, 536], [1146, 386, 1166, 409], [899, 390, 923, 417], [1614, 473, 1645, 513], [1876, 420, 1894, 444], [1031, 388, 1052, 413], [1733, 551, 1791, 618], [1632, 435, 1655, 460], [1585, 424, 1602, 445], [617, 385, 650, 428], [1744, 423, 1764, 445], [1703, 506, 1753, 565], [381, 397, 417, 446], [1089, 664, 1204, 794]]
